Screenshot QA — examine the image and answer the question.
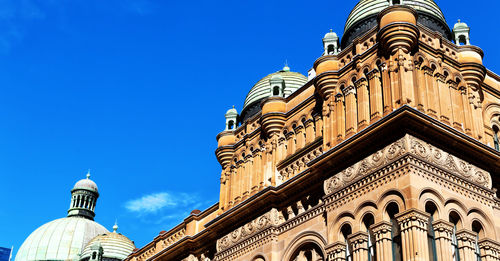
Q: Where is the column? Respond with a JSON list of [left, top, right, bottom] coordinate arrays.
[[326, 242, 347, 261], [305, 119, 315, 144], [449, 82, 464, 131], [355, 78, 370, 130], [413, 62, 427, 113], [343, 85, 357, 138], [335, 93, 346, 143], [460, 87, 473, 136], [322, 98, 333, 149], [455, 229, 477, 261], [395, 208, 430, 261], [348, 232, 369, 261], [432, 220, 454, 261], [436, 74, 452, 125], [380, 62, 393, 116], [286, 131, 295, 156], [423, 67, 438, 119], [478, 238, 500, 261], [371, 221, 393, 261], [366, 69, 383, 122]]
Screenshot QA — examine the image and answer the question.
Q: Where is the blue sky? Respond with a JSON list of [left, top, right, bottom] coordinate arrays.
[[1, 0, 499, 255]]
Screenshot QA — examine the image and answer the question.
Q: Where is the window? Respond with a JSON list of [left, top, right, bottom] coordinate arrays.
[[341, 224, 353, 261], [493, 126, 499, 151], [449, 212, 462, 261], [472, 221, 484, 261], [289, 243, 324, 261], [327, 44, 335, 54], [228, 120, 234, 130], [458, 35, 467, 46], [92, 252, 97, 260], [425, 202, 438, 261], [387, 203, 402, 261], [392, 0, 401, 5], [273, 86, 280, 96], [362, 214, 376, 261]]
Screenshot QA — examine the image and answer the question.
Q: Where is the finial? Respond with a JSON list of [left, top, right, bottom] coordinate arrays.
[[232, 105, 235, 109], [330, 29, 333, 32], [458, 19, 461, 23], [283, 60, 290, 72], [86, 169, 91, 179], [113, 220, 118, 233]]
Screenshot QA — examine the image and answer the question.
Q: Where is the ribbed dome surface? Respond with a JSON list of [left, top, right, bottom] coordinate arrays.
[[81, 232, 135, 260], [243, 70, 307, 110], [342, 0, 451, 48], [15, 217, 108, 261]]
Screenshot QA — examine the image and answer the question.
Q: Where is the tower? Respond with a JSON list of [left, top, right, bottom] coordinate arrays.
[[453, 19, 471, 45], [68, 171, 99, 220], [322, 29, 339, 55], [224, 106, 238, 130]]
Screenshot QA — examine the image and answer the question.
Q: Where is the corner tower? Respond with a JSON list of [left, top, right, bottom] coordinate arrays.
[[68, 171, 99, 220]]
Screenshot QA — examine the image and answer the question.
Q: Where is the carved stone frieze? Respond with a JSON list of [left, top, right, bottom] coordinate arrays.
[[323, 135, 492, 195], [216, 208, 282, 252], [279, 145, 323, 182]]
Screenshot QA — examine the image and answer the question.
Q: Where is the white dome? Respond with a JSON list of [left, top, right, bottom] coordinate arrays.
[[15, 217, 109, 261], [81, 231, 135, 260], [73, 177, 98, 193]]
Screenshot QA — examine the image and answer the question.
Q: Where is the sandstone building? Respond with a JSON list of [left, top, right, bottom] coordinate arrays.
[[126, 0, 500, 260]]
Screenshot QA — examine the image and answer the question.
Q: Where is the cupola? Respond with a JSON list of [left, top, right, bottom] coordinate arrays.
[[224, 106, 238, 130], [68, 171, 99, 220], [323, 29, 340, 55], [453, 19, 471, 46]]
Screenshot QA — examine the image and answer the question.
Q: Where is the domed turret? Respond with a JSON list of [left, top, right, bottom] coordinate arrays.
[[224, 106, 238, 130], [323, 29, 340, 55], [453, 19, 471, 46], [240, 65, 307, 122], [68, 171, 99, 220], [342, 0, 451, 49], [80, 223, 135, 261]]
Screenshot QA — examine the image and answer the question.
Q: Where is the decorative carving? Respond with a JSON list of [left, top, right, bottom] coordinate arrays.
[[216, 208, 282, 252], [323, 135, 492, 195]]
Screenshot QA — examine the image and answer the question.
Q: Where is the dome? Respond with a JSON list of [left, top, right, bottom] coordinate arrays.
[[80, 228, 135, 261], [324, 29, 338, 39], [342, 0, 452, 48], [225, 106, 238, 116], [453, 19, 468, 30], [240, 66, 307, 122], [15, 217, 109, 261], [73, 173, 98, 193]]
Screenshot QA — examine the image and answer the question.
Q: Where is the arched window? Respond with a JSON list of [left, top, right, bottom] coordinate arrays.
[[493, 125, 499, 151], [362, 214, 376, 261], [327, 44, 335, 54], [472, 221, 484, 261], [387, 203, 402, 261], [425, 202, 438, 261], [228, 120, 234, 130], [340, 224, 353, 261], [273, 86, 280, 96], [92, 252, 97, 260], [458, 35, 467, 46], [290, 242, 324, 261], [449, 212, 462, 261], [392, 0, 401, 5]]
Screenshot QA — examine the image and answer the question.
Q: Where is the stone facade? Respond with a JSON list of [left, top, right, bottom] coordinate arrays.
[[126, 3, 500, 261]]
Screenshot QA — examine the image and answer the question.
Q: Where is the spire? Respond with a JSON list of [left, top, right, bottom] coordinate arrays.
[[283, 60, 290, 72], [86, 169, 91, 179]]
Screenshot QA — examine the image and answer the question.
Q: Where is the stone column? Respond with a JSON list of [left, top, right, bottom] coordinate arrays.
[[395, 208, 430, 261], [343, 85, 357, 138], [295, 125, 305, 150], [478, 238, 500, 261], [432, 220, 454, 261], [305, 119, 315, 144], [326, 242, 347, 261], [460, 87, 474, 136], [355, 78, 370, 130], [380, 63, 393, 116], [436, 73, 452, 125], [414, 61, 428, 113], [449, 81, 464, 131], [371, 221, 393, 261], [366, 69, 383, 122], [455, 229, 477, 261], [335, 93, 345, 143], [423, 67, 438, 119], [348, 232, 369, 261]]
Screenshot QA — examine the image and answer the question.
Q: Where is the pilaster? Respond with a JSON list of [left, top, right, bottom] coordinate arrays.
[[395, 208, 430, 261]]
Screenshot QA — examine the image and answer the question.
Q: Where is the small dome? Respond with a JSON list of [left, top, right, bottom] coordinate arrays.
[[81, 230, 135, 261], [454, 19, 468, 29], [15, 217, 109, 261], [73, 172, 98, 193], [342, 0, 451, 48], [324, 29, 338, 39], [225, 106, 238, 116], [240, 67, 307, 122]]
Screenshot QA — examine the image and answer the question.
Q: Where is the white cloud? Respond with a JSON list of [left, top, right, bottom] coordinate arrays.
[[125, 192, 199, 214]]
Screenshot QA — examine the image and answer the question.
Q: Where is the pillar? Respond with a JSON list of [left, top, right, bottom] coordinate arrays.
[[343, 85, 357, 138], [478, 238, 500, 261], [395, 208, 430, 261], [371, 221, 393, 261], [432, 220, 454, 261], [335, 93, 346, 143], [348, 232, 369, 261], [436, 73, 452, 125], [355, 78, 370, 130], [326, 242, 347, 261], [366, 69, 383, 122], [455, 229, 477, 261]]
